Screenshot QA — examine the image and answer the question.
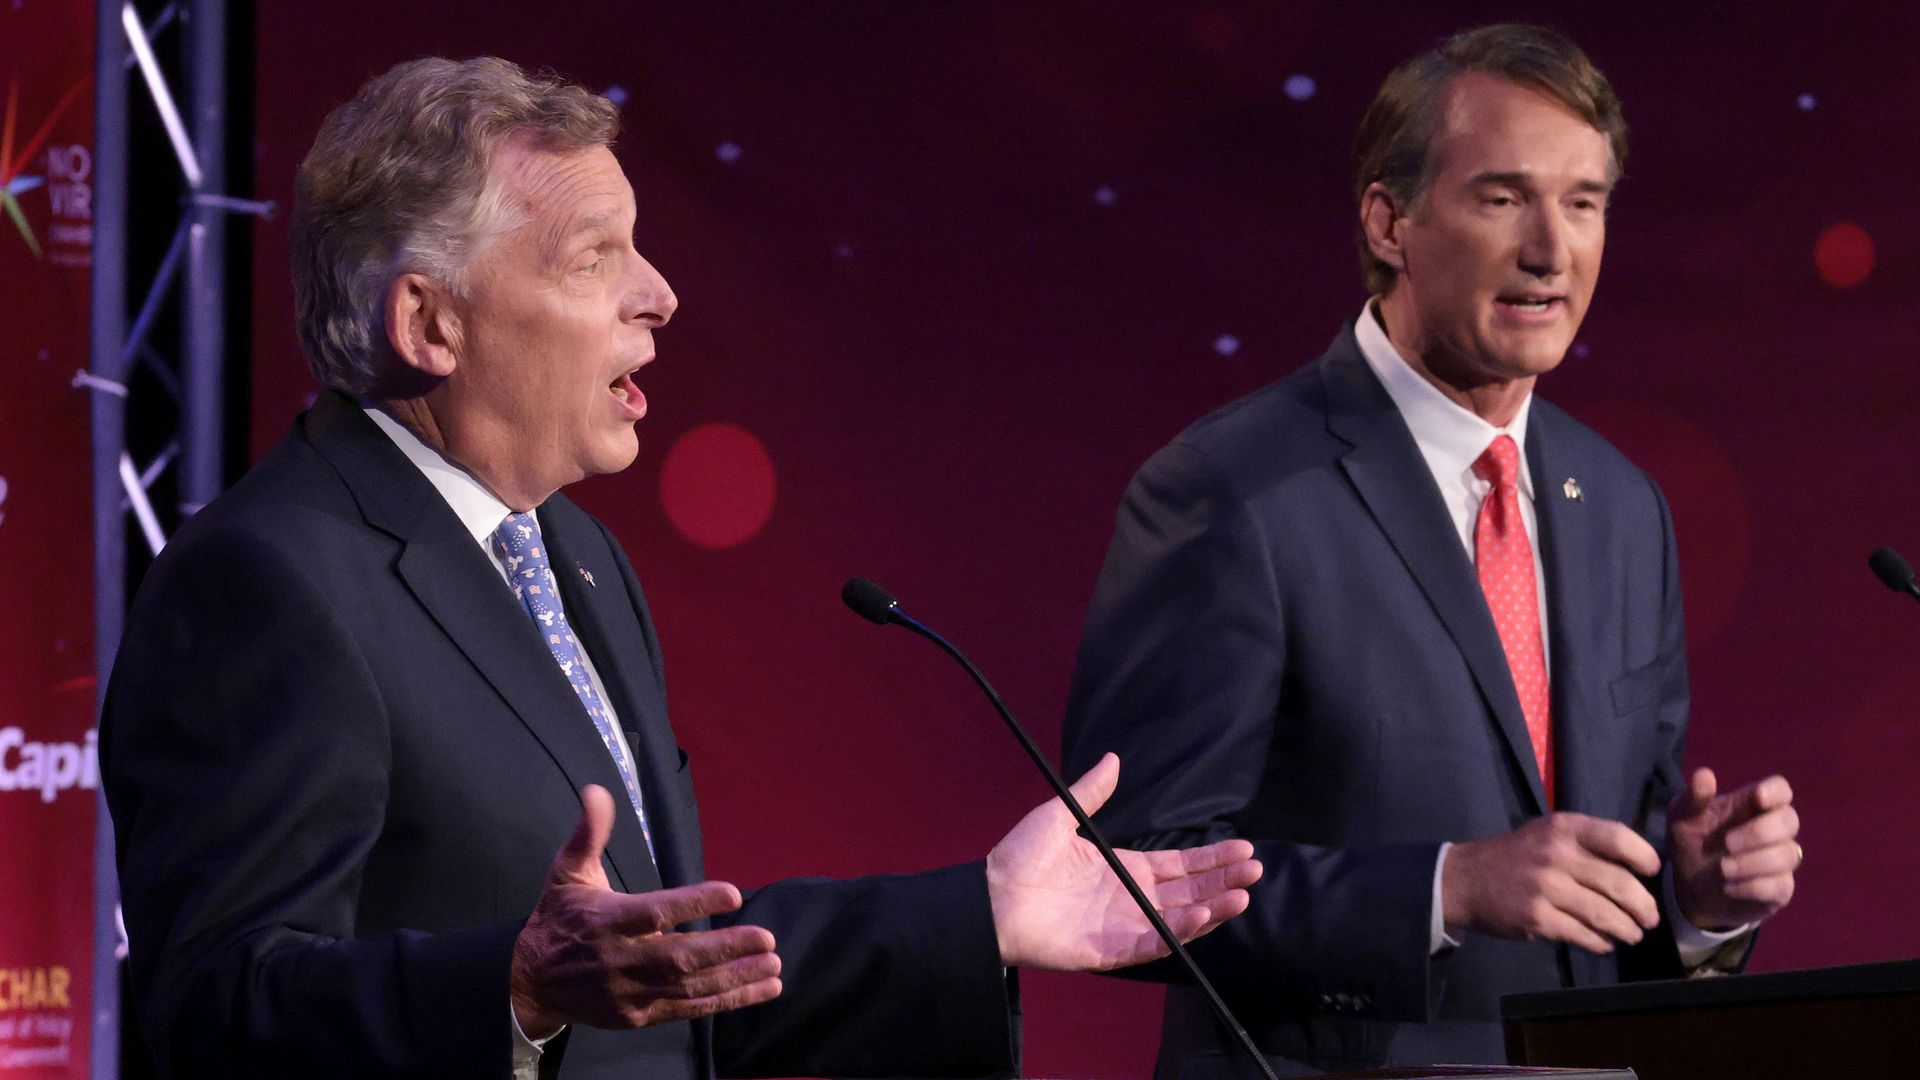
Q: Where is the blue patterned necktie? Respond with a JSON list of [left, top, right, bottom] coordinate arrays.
[[493, 512, 655, 862]]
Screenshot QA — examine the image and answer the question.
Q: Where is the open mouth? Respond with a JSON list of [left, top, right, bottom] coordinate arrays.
[[607, 369, 647, 419], [1498, 295, 1562, 314]]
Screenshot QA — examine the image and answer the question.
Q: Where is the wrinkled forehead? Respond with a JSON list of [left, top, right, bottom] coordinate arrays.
[[1430, 72, 1613, 183], [484, 136, 635, 264]]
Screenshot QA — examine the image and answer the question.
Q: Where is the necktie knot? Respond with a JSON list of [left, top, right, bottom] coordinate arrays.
[[1473, 434, 1522, 491], [493, 512, 545, 562]]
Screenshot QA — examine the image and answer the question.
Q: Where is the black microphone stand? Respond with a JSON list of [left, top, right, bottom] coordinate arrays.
[[844, 579, 1276, 1080]]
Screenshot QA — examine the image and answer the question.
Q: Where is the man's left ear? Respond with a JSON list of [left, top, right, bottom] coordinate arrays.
[[1360, 181, 1411, 275], [384, 272, 461, 380]]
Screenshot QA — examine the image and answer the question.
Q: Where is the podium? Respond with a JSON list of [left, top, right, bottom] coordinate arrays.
[[1328, 1060, 1628, 1068], [1502, 958, 1920, 1079]]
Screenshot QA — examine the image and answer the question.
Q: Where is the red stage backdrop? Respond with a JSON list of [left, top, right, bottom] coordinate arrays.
[[248, 4, 1920, 1075], [0, 0, 96, 1076]]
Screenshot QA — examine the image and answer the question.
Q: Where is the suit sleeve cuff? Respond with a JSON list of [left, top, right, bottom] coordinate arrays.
[[509, 1001, 561, 1080], [1663, 863, 1756, 970], [1430, 842, 1462, 955]]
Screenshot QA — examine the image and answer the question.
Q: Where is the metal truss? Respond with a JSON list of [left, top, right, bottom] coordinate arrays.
[[88, 2, 266, 1075]]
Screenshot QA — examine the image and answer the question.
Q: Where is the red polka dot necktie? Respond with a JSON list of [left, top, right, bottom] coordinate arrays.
[[1472, 435, 1554, 806]]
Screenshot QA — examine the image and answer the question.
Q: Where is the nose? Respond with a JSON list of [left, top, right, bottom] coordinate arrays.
[[1517, 203, 1571, 279], [622, 252, 678, 328]]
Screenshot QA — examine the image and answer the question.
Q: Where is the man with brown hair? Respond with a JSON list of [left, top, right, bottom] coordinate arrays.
[[1063, 24, 1802, 1074], [101, 57, 1263, 1079]]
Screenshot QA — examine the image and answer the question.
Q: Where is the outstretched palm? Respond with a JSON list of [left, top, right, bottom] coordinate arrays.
[[985, 753, 1261, 971]]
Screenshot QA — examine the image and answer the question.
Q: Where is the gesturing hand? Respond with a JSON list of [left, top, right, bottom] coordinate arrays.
[[985, 753, 1262, 972], [1442, 812, 1662, 955], [1669, 768, 1800, 931], [509, 785, 783, 1038]]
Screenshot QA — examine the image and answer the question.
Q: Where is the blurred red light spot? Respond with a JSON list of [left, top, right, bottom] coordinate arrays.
[[1815, 221, 1875, 289], [659, 423, 776, 550]]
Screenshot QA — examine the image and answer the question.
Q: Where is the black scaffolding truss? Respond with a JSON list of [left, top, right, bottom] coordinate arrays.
[[88, 3, 261, 1074]]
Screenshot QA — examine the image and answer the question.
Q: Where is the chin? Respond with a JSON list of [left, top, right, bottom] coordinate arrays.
[[584, 434, 642, 478], [1484, 336, 1573, 378], [1511, 350, 1569, 377]]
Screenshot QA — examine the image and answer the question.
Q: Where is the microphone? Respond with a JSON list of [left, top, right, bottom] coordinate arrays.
[[840, 577, 1277, 1080], [841, 576, 901, 625], [1870, 547, 1920, 603]]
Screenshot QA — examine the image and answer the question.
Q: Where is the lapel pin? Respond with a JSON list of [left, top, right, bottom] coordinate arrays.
[[1562, 477, 1583, 502], [577, 563, 597, 588]]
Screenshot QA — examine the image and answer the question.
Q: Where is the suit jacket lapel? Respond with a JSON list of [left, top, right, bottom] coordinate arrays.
[[1321, 336, 1550, 813], [303, 393, 654, 892], [538, 503, 693, 889], [1527, 406, 1614, 819]]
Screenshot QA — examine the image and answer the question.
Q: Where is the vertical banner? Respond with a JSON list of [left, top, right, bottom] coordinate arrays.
[[0, 0, 97, 1076]]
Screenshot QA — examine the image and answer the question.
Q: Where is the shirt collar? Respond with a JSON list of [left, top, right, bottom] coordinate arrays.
[[1352, 301, 1534, 499], [361, 404, 515, 545]]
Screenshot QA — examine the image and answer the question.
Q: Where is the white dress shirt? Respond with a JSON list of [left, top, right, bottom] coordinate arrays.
[[364, 405, 646, 1075], [1349, 306, 1748, 966]]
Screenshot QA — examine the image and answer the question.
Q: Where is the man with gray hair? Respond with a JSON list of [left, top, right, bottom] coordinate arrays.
[[101, 57, 1261, 1080]]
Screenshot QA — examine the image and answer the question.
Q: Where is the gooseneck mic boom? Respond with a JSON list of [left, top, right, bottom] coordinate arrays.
[[841, 577, 1277, 1080], [1870, 547, 1920, 603]]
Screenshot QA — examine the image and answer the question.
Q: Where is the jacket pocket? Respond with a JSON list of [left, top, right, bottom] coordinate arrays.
[[1608, 652, 1675, 718]]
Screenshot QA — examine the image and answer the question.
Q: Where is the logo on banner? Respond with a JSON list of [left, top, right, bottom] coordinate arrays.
[[0, 727, 97, 804], [2, 73, 93, 266]]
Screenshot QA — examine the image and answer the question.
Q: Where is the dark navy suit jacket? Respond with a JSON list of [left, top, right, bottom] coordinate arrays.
[[103, 392, 1018, 1079], [1062, 327, 1690, 1076]]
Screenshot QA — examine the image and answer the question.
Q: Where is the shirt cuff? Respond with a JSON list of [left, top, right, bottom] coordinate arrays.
[[1663, 862, 1755, 969], [511, 1001, 561, 1080], [1430, 842, 1462, 955]]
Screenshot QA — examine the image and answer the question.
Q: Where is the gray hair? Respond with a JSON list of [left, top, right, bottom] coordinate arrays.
[[291, 56, 620, 395]]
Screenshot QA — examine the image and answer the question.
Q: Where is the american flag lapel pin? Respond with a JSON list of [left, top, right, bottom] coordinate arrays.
[[577, 562, 596, 587], [1562, 477, 1583, 502]]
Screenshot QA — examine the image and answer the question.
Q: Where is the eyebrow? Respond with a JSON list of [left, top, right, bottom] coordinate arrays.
[[539, 210, 623, 267], [568, 211, 619, 239], [1469, 170, 1614, 196]]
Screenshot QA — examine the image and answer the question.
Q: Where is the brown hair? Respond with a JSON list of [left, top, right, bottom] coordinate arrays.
[[291, 57, 619, 395], [1352, 24, 1627, 295]]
